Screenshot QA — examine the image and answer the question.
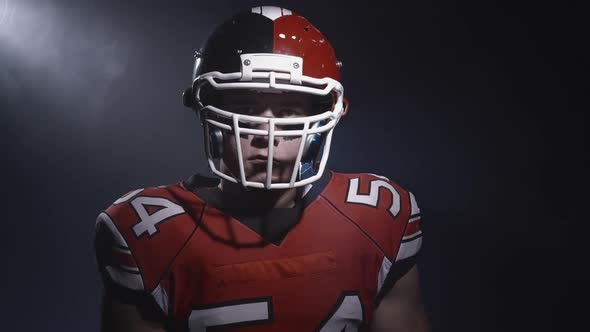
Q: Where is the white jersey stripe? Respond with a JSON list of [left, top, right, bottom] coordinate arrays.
[[377, 256, 392, 295], [402, 230, 423, 241], [189, 301, 270, 331], [151, 283, 169, 315], [395, 237, 422, 262], [409, 215, 422, 223], [97, 213, 145, 290]]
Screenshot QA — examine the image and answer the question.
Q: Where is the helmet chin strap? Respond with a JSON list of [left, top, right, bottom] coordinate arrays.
[[208, 127, 224, 159]]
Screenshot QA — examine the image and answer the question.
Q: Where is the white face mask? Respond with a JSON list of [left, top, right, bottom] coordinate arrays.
[[194, 54, 345, 189]]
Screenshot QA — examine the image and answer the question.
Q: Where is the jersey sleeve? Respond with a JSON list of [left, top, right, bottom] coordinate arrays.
[[93, 186, 198, 319], [375, 190, 423, 305], [319, 172, 424, 304], [394, 191, 423, 262], [94, 210, 171, 324], [94, 211, 145, 293]]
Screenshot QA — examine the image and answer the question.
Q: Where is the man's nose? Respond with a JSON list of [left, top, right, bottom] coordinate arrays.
[[250, 108, 280, 147]]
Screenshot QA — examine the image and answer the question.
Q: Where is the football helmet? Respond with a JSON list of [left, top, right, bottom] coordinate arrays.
[[183, 6, 348, 189]]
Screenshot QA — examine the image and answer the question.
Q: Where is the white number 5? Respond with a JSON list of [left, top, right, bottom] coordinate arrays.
[[346, 175, 401, 217], [188, 292, 364, 331]]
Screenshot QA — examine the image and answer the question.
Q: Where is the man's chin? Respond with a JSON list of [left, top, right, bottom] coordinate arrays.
[[245, 171, 290, 185]]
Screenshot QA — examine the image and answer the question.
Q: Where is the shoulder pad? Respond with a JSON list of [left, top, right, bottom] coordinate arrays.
[[95, 184, 204, 292], [321, 172, 422, 262]]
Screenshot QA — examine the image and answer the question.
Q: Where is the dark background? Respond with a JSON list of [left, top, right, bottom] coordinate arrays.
[[1, 0, 586, 331]]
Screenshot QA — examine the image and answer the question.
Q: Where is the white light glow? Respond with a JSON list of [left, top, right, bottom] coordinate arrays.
[[0, 0, 130, 111]]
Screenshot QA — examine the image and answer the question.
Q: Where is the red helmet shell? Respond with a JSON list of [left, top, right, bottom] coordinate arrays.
[[273, 14, 341, 81]]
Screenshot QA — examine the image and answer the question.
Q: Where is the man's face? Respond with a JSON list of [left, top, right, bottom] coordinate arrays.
[[218, 89, 316, 184]]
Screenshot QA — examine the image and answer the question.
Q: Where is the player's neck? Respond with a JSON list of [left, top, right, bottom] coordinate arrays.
[[219, 179, 299, 213]]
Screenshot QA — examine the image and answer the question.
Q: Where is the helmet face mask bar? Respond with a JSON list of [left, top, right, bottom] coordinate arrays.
[[183, 7, 347, 190]]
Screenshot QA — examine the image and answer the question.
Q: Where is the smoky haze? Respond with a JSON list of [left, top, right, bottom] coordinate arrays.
[[0, 0, 585, 331]]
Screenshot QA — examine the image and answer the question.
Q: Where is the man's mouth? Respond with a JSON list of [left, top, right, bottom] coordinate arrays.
[[249, 159, 280, 166], [248, 155, 279, 164], [248, 155, 280, 164]]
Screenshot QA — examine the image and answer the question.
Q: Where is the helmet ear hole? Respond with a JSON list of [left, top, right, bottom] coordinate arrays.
[[209, 127, 224, 159]]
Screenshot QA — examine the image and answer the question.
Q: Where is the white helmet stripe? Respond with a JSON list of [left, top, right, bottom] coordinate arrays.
[[251, 6, 291, 21]]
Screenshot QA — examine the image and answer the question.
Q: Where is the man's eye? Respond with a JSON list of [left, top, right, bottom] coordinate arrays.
[[280, 124, 305, 131], [237, 120, 254, 130], [279, 108, 302, 117], [232, 106, 256, 114]]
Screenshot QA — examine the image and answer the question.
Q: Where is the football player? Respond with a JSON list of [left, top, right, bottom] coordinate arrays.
[[95, 6, 429, 332]]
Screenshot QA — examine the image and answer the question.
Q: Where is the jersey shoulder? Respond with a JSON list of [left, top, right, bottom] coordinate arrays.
[[320, 171, 423, 262], [321, 171, 416, 222], [94, 182, 205, 293]]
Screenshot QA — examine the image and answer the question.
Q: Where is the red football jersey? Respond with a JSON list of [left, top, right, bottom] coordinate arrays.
[[94, 171, 423, 331]]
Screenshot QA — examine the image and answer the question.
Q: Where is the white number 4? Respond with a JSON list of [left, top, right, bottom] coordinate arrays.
[[130, 196, 185, 237]]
